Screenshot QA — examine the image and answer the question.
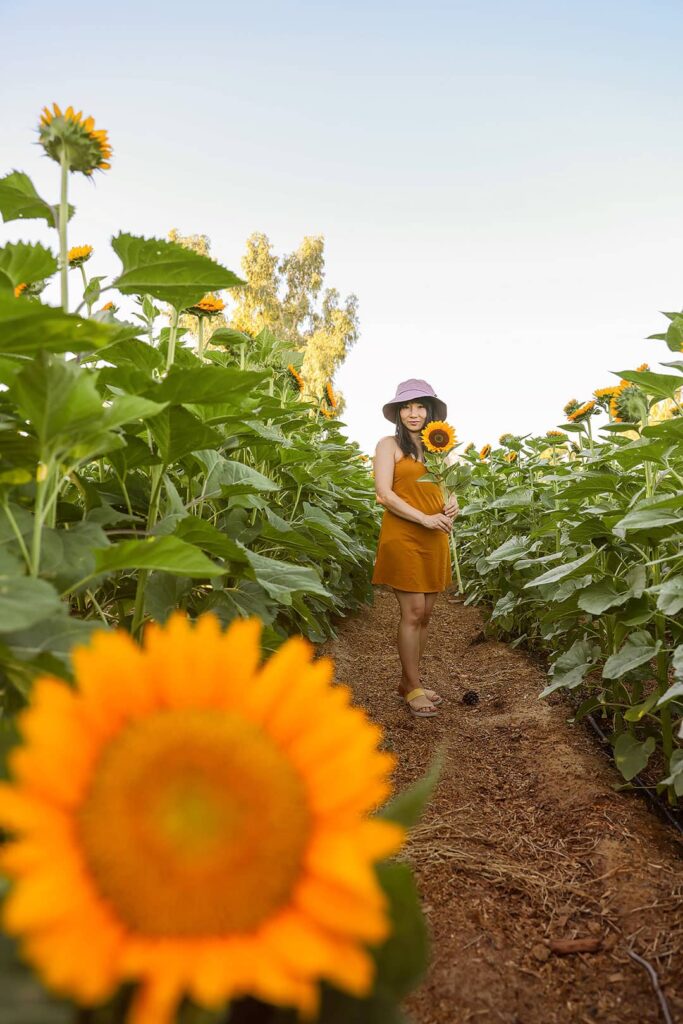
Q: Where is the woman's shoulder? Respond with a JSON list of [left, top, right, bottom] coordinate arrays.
[[375, 436, 405, 465]]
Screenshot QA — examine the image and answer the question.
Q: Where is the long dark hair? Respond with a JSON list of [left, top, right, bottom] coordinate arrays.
[[394, 398, 435, 460]]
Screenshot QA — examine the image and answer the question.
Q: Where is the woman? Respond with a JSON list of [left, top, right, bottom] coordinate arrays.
[[372, 379, 459, 718]]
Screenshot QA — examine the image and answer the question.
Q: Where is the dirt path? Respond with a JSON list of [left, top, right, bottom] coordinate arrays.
[[322, 587, 683, 1024]]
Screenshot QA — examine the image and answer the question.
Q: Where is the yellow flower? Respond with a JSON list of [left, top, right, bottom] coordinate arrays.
[[0, 615, 402, 1024], [185, 294, 225, 317], [479, 444, 491, 460], [325, 382, 338, 409], [321, 406, 335, 419], [567, 400, 596, 422], [421, 421, 457, 454], [593, 386, 619, 400], [38, 104, 112, 176], [67, 245, 93, 268], [287, 364, 305, 393], [504, 451, 517, 463], [13, 282, 27, 298], [635, 363, 650, 372], [99, 301, 116, 312], [563, 398, 580, 417], [545, 429, 566, 439]]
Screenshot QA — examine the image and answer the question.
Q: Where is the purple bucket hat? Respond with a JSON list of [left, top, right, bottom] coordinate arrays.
[[382, 378, 447, 424]]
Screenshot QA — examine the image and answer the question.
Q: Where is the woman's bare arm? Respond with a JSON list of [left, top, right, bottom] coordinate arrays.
[[374, 437, 452, 532]]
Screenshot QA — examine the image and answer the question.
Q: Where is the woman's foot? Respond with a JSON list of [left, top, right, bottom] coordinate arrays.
[[400, 676, 443, 706], [402, 687, 438, 718]]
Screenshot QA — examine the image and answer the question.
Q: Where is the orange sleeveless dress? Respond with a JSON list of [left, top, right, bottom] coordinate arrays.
[[372, 456, 452, 593]]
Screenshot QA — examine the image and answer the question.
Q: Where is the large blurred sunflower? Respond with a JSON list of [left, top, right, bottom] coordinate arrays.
[[0, 615, 402, 1024], [422, 421, 456, 454], [38, 104, 112, 175]]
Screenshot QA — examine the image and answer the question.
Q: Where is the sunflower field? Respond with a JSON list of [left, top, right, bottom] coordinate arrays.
[[454, 354, 683, 803], [0, 106, 435, 1024]]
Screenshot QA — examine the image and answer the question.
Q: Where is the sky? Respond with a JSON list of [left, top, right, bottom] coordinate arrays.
[[3, 0, 683, 454]]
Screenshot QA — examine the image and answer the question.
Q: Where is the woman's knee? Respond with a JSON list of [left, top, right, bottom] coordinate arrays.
[[400, 601, 424, 627]]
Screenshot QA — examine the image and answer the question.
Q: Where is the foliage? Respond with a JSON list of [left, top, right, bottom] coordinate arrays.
[[453, 345, 683, 802], [230, 232, 358, 405]]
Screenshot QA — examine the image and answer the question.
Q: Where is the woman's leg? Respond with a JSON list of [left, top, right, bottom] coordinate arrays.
[[419, 592, 441, 701], [394, 590, 434, 711]]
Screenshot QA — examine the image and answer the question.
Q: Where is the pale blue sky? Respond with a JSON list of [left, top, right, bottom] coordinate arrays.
[[3, 1, 683, 452]]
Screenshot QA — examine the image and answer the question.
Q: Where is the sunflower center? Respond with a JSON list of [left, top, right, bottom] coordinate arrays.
[[429, 431, 448, 447], [78, 710, 310, 936]]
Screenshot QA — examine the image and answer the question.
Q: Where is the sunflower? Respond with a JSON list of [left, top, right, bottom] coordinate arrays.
[[38, 104, 112, 176], [185, 294, 225, 317], [567, 400, 597, 423], [463, 442, 475, 454], [421, 421, 457, 454], [563, 398, 580, 418], [13, 282, 27, 298], [325, 382, 338, 409], [498, 433, 515, 446], [593, 386, 619, 400], [504, 451, 517, 463], [479, 444, 491, 460], [321, 406, 335, 419], [67, 245, 93, 268], [13, 280, 45, 299], [287, 364, 305, 393], [635, 363, 650, 372], [99, 301, 117, 313], [0, 615, 402, 1023], [545, 429, 566, 439], [611, 383, 647, 424]]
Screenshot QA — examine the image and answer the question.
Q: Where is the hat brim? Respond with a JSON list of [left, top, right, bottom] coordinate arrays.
[[383, 396, 447, 424]]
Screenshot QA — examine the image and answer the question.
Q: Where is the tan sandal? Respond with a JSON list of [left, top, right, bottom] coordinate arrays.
[[404, 687, 438, 718]]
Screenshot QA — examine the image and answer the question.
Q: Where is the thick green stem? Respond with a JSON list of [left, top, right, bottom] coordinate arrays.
[[131, 466, 164, 638], [31, 464, 48, 576], [59, 149, 69, 312], [80, 264, 92, 317], [166, 308, 180, 371], [450, 530, 464, 593], [196, 316, 205, 358], [2, 498, 32, 572]]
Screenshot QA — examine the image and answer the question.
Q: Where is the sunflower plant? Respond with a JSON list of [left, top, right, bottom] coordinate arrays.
[[417, 421, 470, 592]]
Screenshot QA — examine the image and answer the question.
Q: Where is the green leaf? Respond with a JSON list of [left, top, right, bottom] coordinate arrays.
[[613, 497, 683, 537], [613, 732, 656, 781], [577, 582, 631, 615], [2, 613, 101, 667], [380, 753, 442, 829], [111, 233, 244, 309], [655, 576, 683, 615], [489, 487, 533, 509], [0, 170, 72, 228], [196, 451, 279, 496], [149, 407, 223, 464], [10, 352, 103, 451], [372, 861, 429, 1001], [660, 750, 683, 796], [616, 368, 683, 399], [623, 691, 661, 722], [0, 241, 58, 288], [0, 933, 72, 1023], [0, 575, 62, 632], [94, 537, 225, 578], [0, 293, 115, 355], [524, 551, 595, 589], [602, 631, 661, 679], [242, 548, 330, 604], [151, 366, 266, 405], [665, 316, 683, 352], [486, 535, 532, 564], [101, 394, 167, 431], [541, 639, 600, 697], [210, 327, 252, 348]]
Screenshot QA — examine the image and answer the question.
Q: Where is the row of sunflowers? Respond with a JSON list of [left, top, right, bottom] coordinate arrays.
[[449, 344, 683, 802], [0, 106, 431, 1023]]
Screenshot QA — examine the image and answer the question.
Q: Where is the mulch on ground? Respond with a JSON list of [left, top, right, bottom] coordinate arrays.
[[322, 587, 683, 1024]]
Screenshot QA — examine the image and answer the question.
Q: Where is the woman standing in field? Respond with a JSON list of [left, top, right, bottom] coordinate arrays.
[[372, 379, 459, 718]]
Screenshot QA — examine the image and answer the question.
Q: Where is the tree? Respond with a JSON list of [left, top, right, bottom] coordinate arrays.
[[167, 229, 227, 344], [231, 233, 358, 405]]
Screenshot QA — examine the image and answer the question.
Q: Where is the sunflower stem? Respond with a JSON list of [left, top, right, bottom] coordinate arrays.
[[59, 148, 69, 311], [196, 316, 205, 359], [80, 264, 91, 317], [166, 307, 180, 371]]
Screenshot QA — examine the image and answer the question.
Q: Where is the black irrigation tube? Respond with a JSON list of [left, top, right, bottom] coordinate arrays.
[[576, 706, 683, 838]]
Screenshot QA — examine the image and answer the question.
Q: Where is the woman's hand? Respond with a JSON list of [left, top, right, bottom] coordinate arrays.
[[422, 512, 453, 533], [444, 496, 459, 519]]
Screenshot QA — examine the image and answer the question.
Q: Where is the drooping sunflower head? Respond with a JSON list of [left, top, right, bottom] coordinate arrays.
[[67, 244, 93, 268], [325, 382, 338, 409], [13, 280, 45, 299], [611, 383, 648, 424], [421, 420, 457, 454], [498, 433, 515, 447], [504, 451, 517, 463], [479, 443, 491, 460], [567, 400, 597, 423], [287, 364, 305, 393], [463, 441, 475, 454], [38, 104, 112, 176], [0, 614, 403, 1023], [185, 294, 225, 318], [563, 398, 580, 418]]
